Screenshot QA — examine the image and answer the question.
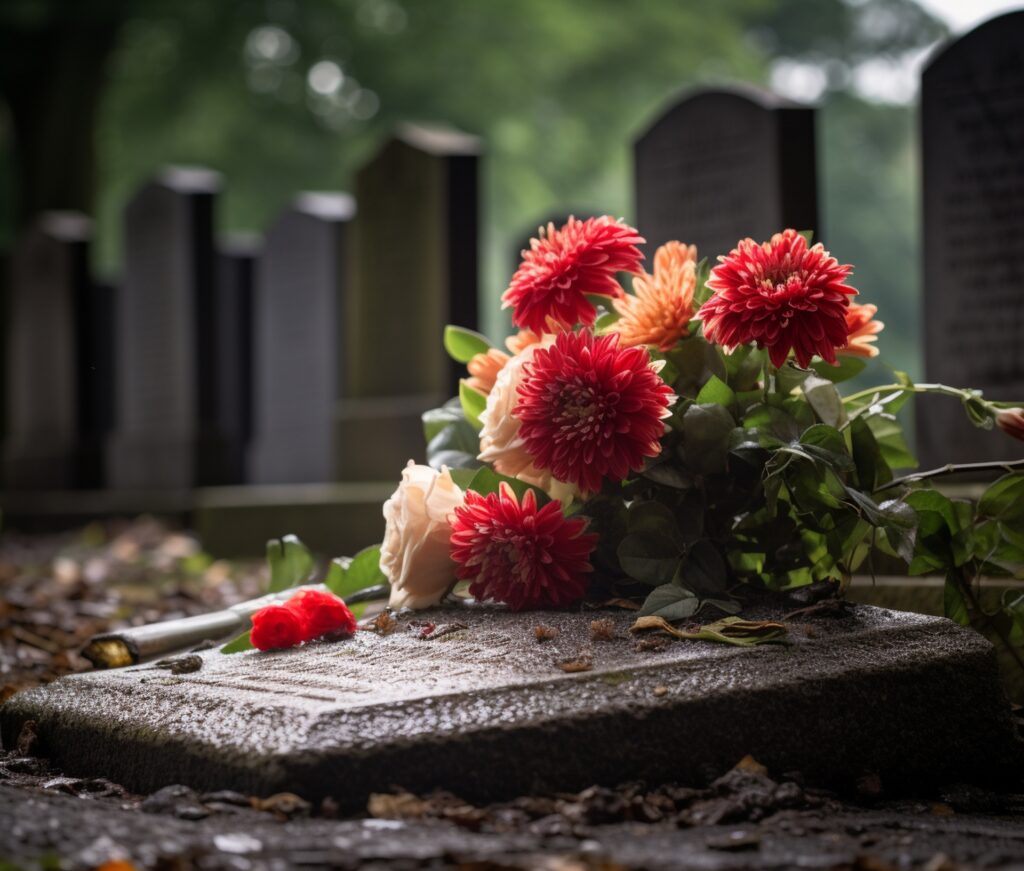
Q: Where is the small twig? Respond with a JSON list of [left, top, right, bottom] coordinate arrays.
[[876, 459, 1024, 492]]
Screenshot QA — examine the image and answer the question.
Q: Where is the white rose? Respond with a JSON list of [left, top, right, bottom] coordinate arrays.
[[477, 338, 578, 502], [381, 461, 465, 610]]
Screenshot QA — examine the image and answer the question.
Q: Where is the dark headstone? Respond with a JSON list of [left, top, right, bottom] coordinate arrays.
[[215, 235, 259, 484], [918, 12, 1024, 469], [249, 193, 354, 484], [336, 124, 480, 480], [3, 212, 111, 488], [108, 167, 237, 489], [635, 86, 818, 261], [2, 605, 1018, 807]]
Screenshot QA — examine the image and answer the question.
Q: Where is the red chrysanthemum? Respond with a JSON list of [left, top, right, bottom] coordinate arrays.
[[698, 229, 857, 368], [502, 216, 645, 334], [514, 330, 675, 494], [250, 604, 305, 651], [449, 483, 597, 610], [285, 589, 357, 640]]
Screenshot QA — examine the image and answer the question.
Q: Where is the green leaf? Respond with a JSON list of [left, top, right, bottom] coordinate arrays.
[[466, 467, 546, 504], [810, 356, 866, 384], [802, 374, 846, 428], [345, 545, 389, 592], [797, 229, 814, 246], [627, 500, 686, 548], [459, 380, 487, 430], [221, 631, 254, 654], [978, 473, 1024, 525], [617, 533, 681, 585], [677, 539, 728, 597], [865, 415, 917, 470], [443, 325, 491, 363], [878, 499, 918, 563], [422, 399, 467, 441], [943, 575, 970, 626], [637, 583, 699, 619], [775, 363, 811, 395], [681, 403, 736, 473], [267, 535, 314, 594], [594, 309, 621, 331], [696, 374, 735, 407]]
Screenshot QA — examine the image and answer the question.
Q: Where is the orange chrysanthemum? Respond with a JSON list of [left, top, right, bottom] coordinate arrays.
[[501, 216, 645, 334], [610, 241, 698, 351], [699, 229, 857, 368], [505, 329, 546, 356], [465, 348, 511, 395], [841, 302, 884, 358]]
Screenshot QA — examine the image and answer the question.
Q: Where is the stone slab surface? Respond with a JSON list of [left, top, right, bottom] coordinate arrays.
[[2, 604, 1019, 809]]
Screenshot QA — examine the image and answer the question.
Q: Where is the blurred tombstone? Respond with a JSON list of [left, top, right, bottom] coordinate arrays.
[[337, 123, 481, 481], [216, 234, 259, 483], [634, 86, 818, 262], [108, 167, 236, 489], [3, 212, 111, 488], [918, 11, 1024, 469], [248, 193, 354, 484]]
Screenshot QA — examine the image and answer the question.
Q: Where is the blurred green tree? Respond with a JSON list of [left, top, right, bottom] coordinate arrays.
[[0, 0, 945, 366]]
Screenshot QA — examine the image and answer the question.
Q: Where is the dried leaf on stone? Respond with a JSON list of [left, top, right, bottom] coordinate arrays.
[[534, 624, 560, 641], [251, 791, 311, 818], [368, 791, 430, 819], [590, 619, 616, 641], [364, 611, 398, 636], [629, 615, 787, 646], [556, 653, 593, 673]]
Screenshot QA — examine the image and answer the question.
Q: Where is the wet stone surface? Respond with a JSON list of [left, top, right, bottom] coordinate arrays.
[[1, 603, 1020, 809]]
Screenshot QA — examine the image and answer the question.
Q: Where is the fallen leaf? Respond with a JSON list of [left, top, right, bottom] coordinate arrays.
[[556, 653, 593, 673], [628, 615, 787, 646], [590, 619, 616, 641], [534, 624, 560, 641], [733, 754, 768, 777], [368, 791, 429, 819]]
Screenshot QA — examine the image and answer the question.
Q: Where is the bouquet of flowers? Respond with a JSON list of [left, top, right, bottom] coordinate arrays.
[[227, 216, 1023, 658], [379, 217, 1024, 634]]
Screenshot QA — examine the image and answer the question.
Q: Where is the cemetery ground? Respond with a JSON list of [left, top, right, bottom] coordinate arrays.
[[2, 520, 1024, 869]]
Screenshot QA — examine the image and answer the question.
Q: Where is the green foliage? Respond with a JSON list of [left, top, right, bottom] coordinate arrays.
[[423, 399, 484, 471], [459, 379, 487, 430], [444, 325, 492, 363], [267, 534, 315, 593], [325, 545, 388, 599]]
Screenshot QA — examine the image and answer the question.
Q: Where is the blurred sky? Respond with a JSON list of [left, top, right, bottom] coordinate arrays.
[[772, 0, 1023, 104]]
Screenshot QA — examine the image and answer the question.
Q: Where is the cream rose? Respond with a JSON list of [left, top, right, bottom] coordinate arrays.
[[382, 461, 465, 610], [477, 338, 577, 503]]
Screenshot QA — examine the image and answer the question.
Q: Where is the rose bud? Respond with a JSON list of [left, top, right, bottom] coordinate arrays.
[[285, 589, 356, 641], [996, 408, 1024, 442], [381, 462, 465, 610], [250, 604, 305, 651]]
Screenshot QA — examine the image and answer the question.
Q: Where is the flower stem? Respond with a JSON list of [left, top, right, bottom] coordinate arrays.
[[841, 382, 978, 407], [876, 458, 1024, 492]]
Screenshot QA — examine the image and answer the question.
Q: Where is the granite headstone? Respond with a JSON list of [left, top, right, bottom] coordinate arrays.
[[215, 235, 258, 484], [248, 193, 354, 484], [108, 167, 238, 489], [635, 86, 818, 262], [918, 11, 1024, 469], [336, 123, 480, 481], [3, 212, 110, 489]]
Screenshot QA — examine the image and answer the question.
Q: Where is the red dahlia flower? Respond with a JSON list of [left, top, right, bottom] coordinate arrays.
[[449, 483, 597, 610], [285, 589, 357, 640], [502, 216, 645, 334], [514, 330, 675, 494], [699, 229, 857, 368], [250, 604, 305, 651]]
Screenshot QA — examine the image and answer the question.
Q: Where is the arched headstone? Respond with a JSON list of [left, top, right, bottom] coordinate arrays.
[[634, 86, 818, 262], [918, 11, 1024, 468]]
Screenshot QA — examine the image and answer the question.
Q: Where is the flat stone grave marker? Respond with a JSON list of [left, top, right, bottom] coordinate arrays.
[[634, 86, 818, 262], [108, 167, 238, 489], [337, 123, 480, 481], [3, 212, 110, 489], [2, 603, 1017, 810], [248, 193, 354, 484], [918, 11, 1024, 469]]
